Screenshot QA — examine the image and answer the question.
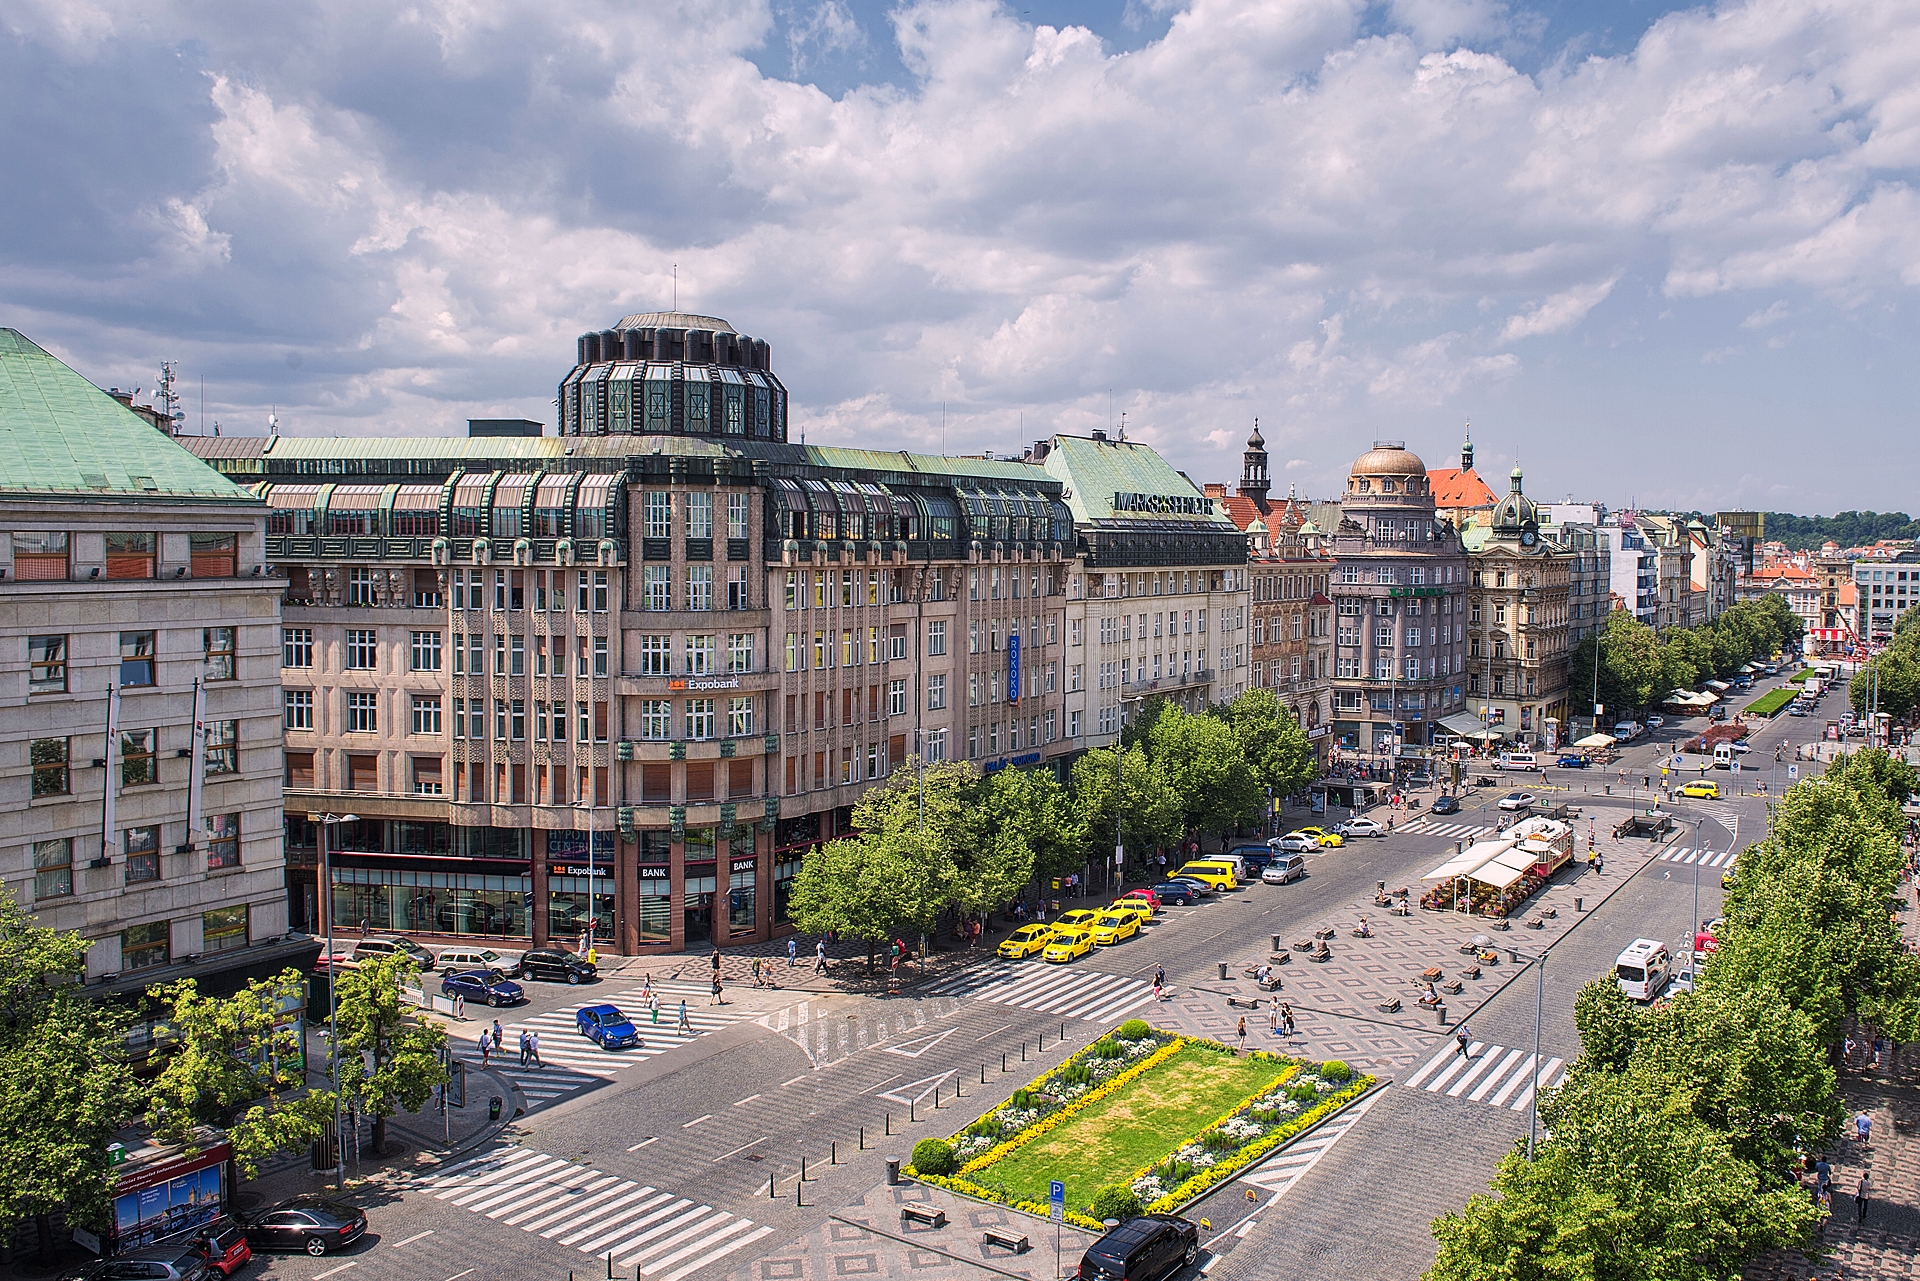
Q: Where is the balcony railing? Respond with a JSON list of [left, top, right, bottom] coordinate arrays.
[[1122, 668, 1214, 697]]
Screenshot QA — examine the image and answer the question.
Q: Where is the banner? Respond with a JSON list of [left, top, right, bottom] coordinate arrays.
[[1008, 634, 1021, 704], [184, 679, 207, 846], [101, 685, 121, 858]]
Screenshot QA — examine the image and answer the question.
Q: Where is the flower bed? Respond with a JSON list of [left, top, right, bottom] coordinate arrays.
[[906, 1024, 1374, 1227]]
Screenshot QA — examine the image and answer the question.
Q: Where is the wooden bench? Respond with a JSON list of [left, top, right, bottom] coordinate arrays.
[[982, 1228, 1030, 1254], [1419, 967, 1444, 983], [900, 1205, 948, 1230]]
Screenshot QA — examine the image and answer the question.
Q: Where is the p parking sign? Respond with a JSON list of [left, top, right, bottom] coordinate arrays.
[[1050, 1180, 1065, 1223]]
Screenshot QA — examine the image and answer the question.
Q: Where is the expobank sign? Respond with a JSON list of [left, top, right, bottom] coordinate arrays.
[[667, 676, 742, 691]]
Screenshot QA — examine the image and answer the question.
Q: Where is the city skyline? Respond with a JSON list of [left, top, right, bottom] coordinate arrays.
[[3, 0, 1916, 513]]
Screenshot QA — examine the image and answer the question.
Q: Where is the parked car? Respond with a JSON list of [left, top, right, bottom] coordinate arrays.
[[1680, 780, 1722, 799], [1788, 705, 1810, 716], [1042, 927, 1096, 964], [1430, 795, 1462, 815], [244, 1196, 368, 1257], [1498, 791, 1538, 811], [59, 1245, 213, 1281], [1091, 912, 1140, 945], [348, 937, 436, 971], [575, 1003, 643, 1050], [1173, 861, 1238, 890], [999, 924, 1057, 958], [1273, 832, 1318, 854], [1645, 715, 1665, 728], [1261, 853, 1308, 884], [515, 948, 597, 985], [191, 1218, 253, 1278], [1337, 817, 1388, 839], [1105, 898, 1154, 924], [1555, 755, 1589, 769], [1289, 826, 1344, 848], [1728, 740, 1751, 753], [440, 968, 524, 1007], [1150, 881, 1203, 906], [1117, 887, 1161, 911], [1054, 908, 1104, 931], [435, 946, 520, 975], [1164, 876, 1216, 898], [1077, 1214, 1200, 1281]]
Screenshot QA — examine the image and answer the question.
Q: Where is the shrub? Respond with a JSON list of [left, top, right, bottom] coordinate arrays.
[[1319, 1060, 1352, 1083], [1199, 1129, 1239, 1152], [1287, 1081, 1318, 1104], [1091, 1037, 1126, 1060], [1010, 1089, 1033, 1109], [1061, 1061, 1093, 1086], [911, 1138, 955, 1176], [1089, 1184, 1143, 1222], [1117, 1019, 1153, 1040]]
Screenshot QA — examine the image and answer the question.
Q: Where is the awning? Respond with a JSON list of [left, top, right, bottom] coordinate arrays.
[[1575, 733, 1618, 749], [392, 485, 443, 511], [1439, 712, 1494, 737], [1703, 680, 1730, 693], [1665, 690, 1717, 708]]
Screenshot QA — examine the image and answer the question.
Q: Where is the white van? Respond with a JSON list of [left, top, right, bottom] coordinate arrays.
[[1612, 722, 1644, 742], [1614, 938, 1672, 1001], [1712, 742, 1737, 770], [1496, 752, 1539, 772]]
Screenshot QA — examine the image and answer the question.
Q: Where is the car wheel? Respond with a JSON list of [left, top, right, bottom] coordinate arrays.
[[306, 1237, 329, 1257], [567, 971, 581, 985], [488, 993, 501, 1007], [1184, 1241, 1199, 1266]]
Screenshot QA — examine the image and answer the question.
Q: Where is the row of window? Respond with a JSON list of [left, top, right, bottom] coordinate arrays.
[[27, 628, 238, 694], [448, 698, 613, 743], [1336, 563, 1459, 585], [445, 568, 610, 612], [637, 565, 751, 611], [1099, 569, 1239, 598], [636, 634, 755, 676], [1097, 653, 1201, 688], [272, 504, 610, 540], [284, 627, 615, 678], [30, 725, 239, 798], [1098, 610, 1208, 644], [639, 491, 753, 540], [783, 568, 916, 609], [1253, 572, 1331, 602], [30, 821, 242, 905], [781, 626, 911, 672], [1251, 656, 1323, 685], [10, 531, 238, 581], [1332, 655, 1460, 679], [635, 697, 758, 740]]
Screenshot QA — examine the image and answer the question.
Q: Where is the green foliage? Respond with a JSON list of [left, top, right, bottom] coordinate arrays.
[[1569, 609, 1663, 713], [332, 952, 448, 1153], [1089, 1184, 1142, 1222], [1318, 1060, 1351, 1083], [1286, 1081, 1318, 1104], [1069, 745, 1182, 868], [1215, 688, 1316, 799], [911, 1138, 955, 1176], [1745, 687, 1796, 717], [1570, 979, 1644, 1072], [1762, 510, 1920, 551], [789, 828, 955, 945], [1572, 598, 1802, 716], [1089, 1037, 1126, 1060], [1147, 705, 1266, 838], [145, 969, 331, 1177], [1117, 1019, 1152, 1040], [1852, 608, 1920, 720]]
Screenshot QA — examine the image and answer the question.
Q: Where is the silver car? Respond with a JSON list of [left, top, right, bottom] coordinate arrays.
[[1338, 817, 1389, 839]]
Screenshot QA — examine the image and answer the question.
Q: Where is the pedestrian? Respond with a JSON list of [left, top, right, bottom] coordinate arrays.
[[677, 999, 691, 1034], [649, 992, 660, 1024], [1236, 1016, 1247, 1054], [642, 971, 653, 998], [1874, 1036, 1886, 1067], [1857, 1170, 1872, 1224], [1268, 1007, 1279, 1037], [711, 977, 725, 1005], [710, 947, 722, 977], [1814, 1156, 1832, 1208], [1455, 1024, 1471, 1059], [751, 957, 763, 987], [1281, 1002, 1295, 1036], [815, 939, 828, 972], [491, 1019, 503, 1054], [528, 1030, 541, 1067], [1857, 1109, 1873, 1146], [517, 1029, 530, 1067], [478, 1031, 491, 1069], [788, 936, 798, 967]]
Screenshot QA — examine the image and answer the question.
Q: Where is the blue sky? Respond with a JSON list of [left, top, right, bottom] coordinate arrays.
[[2, 0, 1917, 513]]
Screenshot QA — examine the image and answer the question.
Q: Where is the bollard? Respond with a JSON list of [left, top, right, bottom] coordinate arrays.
[[832, 1142, 838, 1164], [608, 1252, 615, 1279], [1438, 1004, 1449, 1026], [1575, 897, 1584, 912], [860, 1126, 865, 1151], [801, 1156, 809, 1181], [1039, 1032, 1045, 1050], [1272, 934, 1282, 953], [770, 1173, 777, 1199], [981, 1063, 986, 1084], [910, 1100, 916, 1123], [1002, 1052, 1008, 1073], [1022, 1042, 1027, 1061], [1061, 1022, 1066, 1040], [887, 1158, 901, 1186], [934, 1086, 940, 1108], [885, 1112, 892, 1135], [1218, 961, 1229, 981]]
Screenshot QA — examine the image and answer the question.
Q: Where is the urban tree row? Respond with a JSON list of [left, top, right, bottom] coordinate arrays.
[[1569, 594, 1804, 718]]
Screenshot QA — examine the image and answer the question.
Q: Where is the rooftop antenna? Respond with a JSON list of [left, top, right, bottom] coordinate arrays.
[[942, 402, 947, 455], [154, 360, 183, 435], [200, 374, 206, 436], [672, 264, 678, 311]]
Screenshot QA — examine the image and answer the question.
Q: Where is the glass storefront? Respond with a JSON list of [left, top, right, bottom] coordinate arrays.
[[684, 871, 716, 944], [637, 873, 671, 943], [332, 865, 530, 938], [728, 861, 756, 932], [774, 856, 801, 924], [548, 874, 614, 944]]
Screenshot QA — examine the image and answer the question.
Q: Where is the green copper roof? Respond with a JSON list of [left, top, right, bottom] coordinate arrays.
[[1040, 434, 1236, 528], [0, 330, 258, 503]]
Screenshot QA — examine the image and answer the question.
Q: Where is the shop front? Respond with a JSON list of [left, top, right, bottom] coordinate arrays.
[[546, 830, 615, 946]]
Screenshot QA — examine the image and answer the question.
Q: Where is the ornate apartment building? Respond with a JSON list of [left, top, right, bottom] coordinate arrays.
[[1, 330, 302, 992], [1461, 468, 1573, 748]]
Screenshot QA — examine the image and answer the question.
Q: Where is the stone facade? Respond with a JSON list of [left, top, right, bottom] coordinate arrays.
[[1461, 468, 1572, 749]]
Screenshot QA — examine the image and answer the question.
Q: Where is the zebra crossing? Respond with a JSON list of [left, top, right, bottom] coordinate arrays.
[[925, 961, 1156, 1024], [757, 996, 961, 1067], [1239, 1093, 1376, 1198], [452, 982, 751, 1111], [1394, 820, 1496, 841], [1401, 1040, 1566, 1112], [1656, 845, 1738, 868], [416, 1145, 772, 1281], [1691, 799, 1742, 837]]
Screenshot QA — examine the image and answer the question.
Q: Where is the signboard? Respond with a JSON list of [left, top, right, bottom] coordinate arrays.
[[1731, 760, 1741, 772], [547, 830, 614, 860], [1008, 634, 1021, 704], [554, 865, 608, 878], [729, 857, 757, 874], [667, 676, 741, 691], [1787, 765, 1800, 780], [1049, 1180, 1065, 1223]]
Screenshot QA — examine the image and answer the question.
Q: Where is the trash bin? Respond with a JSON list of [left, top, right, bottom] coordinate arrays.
[[1271, 934, 1282, 953], [488, 1096, 502, 1121], [1575, 897, 1584, 912], [1103, 1219, 1120, 1231], [1217, 961, 1228, 981], [887, 1159, 901, 1186]]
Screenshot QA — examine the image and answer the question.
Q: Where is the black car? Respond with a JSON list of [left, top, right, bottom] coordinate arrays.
[[516, 947, 598, 985], [59, 1245, 213, 1281], [1078, 1214, 1199, 1281], [244, 1196, 368, 1257], [1431, 795, 1462, 815], [1149, 881, 1201, 906]]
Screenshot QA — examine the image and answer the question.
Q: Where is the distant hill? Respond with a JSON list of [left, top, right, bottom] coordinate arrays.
[[1763, 511, 1920, 551]]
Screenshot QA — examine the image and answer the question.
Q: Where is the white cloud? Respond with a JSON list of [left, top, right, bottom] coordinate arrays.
[[1498, 276, 1620, 341], [1741, 301, 1790, 328]]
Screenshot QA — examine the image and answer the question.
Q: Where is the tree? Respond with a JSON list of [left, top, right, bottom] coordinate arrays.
[[145, 970, 334, 1177], [331, 953, 448, 1154], [1069, 745, 1182, 874], [1145, 705, 1264, 838], [956, 764, 1081, 906], [1852, 634, 1920, 720], [1215, 688, 1315, 800], [788, 828, 955, 967], [1569, 610, 1662, 715], [0, 891, 142, 1262]]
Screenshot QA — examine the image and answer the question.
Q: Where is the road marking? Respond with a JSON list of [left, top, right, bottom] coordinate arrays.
[[444, 1271, 475, 1281], [680, 1114, 713, 1128], [1234, 1219, 1256, 1239], [389, 1230, 435, 1248], [780, 1073, 811, 1086], [312, 1265, 357, 1280], [974, 1023, 1014, 1042], [859, 1072, 904, 1095], [712, 1136, 767, 1162], [734, 1094, 761, 1106], [627, 1137, 658, 1151]]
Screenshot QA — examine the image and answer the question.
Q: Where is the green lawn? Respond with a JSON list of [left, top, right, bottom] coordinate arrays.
[[973, 1044, 1287, 1210], [1747, 688, 1796, 717]]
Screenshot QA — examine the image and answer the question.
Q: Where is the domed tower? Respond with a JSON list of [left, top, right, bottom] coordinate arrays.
[[1239, 422, 1270, 505], [1490, 464, 1540, 538], [557, 310, 788, 439]]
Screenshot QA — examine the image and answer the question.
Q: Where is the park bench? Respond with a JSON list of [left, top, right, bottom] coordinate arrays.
[[901, 1205, 947, 1230], [982, 1228, 1030, 1254]]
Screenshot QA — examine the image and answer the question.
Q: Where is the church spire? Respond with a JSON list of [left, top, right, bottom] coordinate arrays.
[[1239, 418, 1271, 504], [1461, 420, 1474, 472]]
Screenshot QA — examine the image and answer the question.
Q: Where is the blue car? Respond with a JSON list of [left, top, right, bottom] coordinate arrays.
[[441, 968, 523, 1007], [576, 1004, 642, 1050], [1555, 755, 1589, 769], [1150, 881, 1203, 906]]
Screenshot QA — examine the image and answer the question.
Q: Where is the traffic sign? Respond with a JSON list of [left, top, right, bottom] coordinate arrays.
[[1050, 1180, 1065, 1223], [1787, 765, 1800, 780], [1731, 760, 1741, 772]]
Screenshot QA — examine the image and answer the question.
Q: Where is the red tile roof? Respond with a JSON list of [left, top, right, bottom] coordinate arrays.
[[1427, 467, 1498, 510]]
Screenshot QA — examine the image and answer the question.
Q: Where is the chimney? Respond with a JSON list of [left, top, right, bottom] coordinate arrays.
[[1091, 429, 1107, 442], [1029, 439, 1051, 462], [1204, 483, 1228, 499]]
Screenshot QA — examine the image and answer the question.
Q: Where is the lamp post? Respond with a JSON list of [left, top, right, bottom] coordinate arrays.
[[1505, 943, 1550, 1161], [1113, 693, 1145, 889], [310, 811, 359, 1188]]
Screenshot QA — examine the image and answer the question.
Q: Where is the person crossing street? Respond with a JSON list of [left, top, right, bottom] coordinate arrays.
[[1456, 1024, 1472, 1059]]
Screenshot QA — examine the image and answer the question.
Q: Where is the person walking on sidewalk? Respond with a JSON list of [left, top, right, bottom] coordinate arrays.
[[815, 939, 828, 972], [478, 1031, 491, 1069], [711, 976, 725, 1005], [1856, 1170, 1872, 1224], [517, 1029, 530, 1067], [1857, 1109, 1873, 1146], [677, 999, 692, 1034], [649, 991, 661, 1024], [528, 1030, 542, 1067], [1236, 1017, 1248, 1054], [751, 957, 763, 988], [491, 1020, 503, 1056], [1280, 1002, 1295, 1037], [788, 936, 798, 968], [1267, 1007, 1279, 1037], [1456, 1024, 1472, 1059]]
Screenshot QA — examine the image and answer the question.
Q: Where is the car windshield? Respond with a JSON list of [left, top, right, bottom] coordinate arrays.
[[1097, 916, 1126, 927], [597, 1010, 626, 1025]]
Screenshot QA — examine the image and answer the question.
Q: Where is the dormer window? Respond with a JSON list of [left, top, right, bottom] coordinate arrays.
[[1356, 478, 1371, 493], [1381, 478, 1397, 493]]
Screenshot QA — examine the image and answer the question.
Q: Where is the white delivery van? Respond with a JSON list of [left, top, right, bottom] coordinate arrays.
[[1713, 742, 1736, 770], [1612, 722, 1644, 742], [1496, 752, 1539, 772], [1614, 938, 1673, 1001]]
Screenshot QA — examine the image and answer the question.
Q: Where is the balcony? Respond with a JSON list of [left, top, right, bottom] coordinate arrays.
[[1122, 668, 1214, 697]]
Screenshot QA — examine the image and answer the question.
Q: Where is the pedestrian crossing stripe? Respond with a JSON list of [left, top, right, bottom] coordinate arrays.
[[1401, 1041, 1566, 1112], [417, 1146, 772, 1281], [1657, 847, 1737, 868], [1395, 821, 1495, 840], [926, 961, 1156, 1024], [759, 999, 956, 1067], [1239, 1093, 1376, 1196], [450, 984, 751, 1112]]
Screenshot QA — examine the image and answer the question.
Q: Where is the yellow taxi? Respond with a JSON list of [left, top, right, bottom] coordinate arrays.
[[998, 924, 1057, 959], [1042, 927, 1096, 963], [1090, 912, 1140, 945], [1175, 861, 1238, 890], [1054, 909, 1103, 931], [1680, 780, 1721, 799], [1105, 898, 1154, 924], [1291, 826, 1345, 848]]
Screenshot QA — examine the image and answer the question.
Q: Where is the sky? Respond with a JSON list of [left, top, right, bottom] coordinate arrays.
[[3, 0, 1917, 514]]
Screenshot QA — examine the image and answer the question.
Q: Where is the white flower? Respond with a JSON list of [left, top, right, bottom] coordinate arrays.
[[1131, 1176, 1166, 1200]]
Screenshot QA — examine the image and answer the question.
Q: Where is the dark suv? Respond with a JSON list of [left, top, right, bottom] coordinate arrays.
[[516, 947, 597, 984], [1077, 1215, 1199, 1281]]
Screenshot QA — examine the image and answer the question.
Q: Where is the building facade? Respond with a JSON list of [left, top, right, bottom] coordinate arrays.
[[1602, 519, 1658, 623], [1, 329, 301, 993], [1461, 468, 1572, 749], [1855, 554, 1920, 642], [1325, 443, 1471, 760]]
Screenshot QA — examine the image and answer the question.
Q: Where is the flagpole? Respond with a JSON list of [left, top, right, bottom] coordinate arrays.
[[183, 678, 207, 854], [101, 684, 122, 862]]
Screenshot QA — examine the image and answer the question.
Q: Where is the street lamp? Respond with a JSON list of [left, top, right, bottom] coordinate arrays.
[[310, 811, 358, 1188], [1504, 943, 1550, 1161], [1113, 693, 1146, 890]]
